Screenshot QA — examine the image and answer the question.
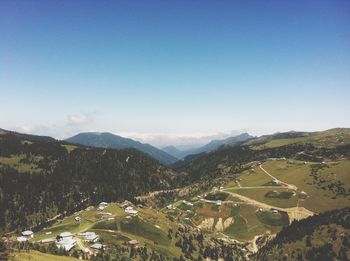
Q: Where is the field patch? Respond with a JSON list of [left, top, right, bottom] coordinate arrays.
[[256, 210, 289, 227], [120, 217, 170, 246], [204, 192, 229, 201]]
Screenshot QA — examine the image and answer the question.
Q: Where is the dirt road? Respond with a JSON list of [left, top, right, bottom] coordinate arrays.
[[259, 164, 298, 190], [222, 189, 313, 222]]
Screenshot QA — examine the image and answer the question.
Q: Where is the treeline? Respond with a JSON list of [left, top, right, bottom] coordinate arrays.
[[170, 225, 246, 261], [0, 133, 182, 234]]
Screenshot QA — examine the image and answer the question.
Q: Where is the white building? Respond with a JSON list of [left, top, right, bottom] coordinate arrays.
[[91, 243, 105, 250], [98, 202, 108, 211], [128, 240, 139, 246], [75, 216, 81, 222], [17, 236, 28, 242], [182, 200, 193, 206], [56, 237, 76, 251], [272, 179, 281, 185], [125, 206, 138, 216], [78, 232, 99, 243], [22, 230, 34, 239]]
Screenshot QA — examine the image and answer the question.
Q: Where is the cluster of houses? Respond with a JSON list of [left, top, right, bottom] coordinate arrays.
[[120, 200, 139, 216], [211, 186, 224, 191], [16, 230, 34, 242], [17, 229, 102, 253]]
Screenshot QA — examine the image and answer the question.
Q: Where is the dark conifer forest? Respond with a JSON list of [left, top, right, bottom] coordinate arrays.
[[0, 131, 181, 233]]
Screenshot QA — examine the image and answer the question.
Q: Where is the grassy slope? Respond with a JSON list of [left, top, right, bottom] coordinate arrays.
[[246, 128, 350, 150], [9, 251, 78, 261], [255, 208, 350, 261], [263, 159, 350, 213], [227, 188, 298, 208], [32, 203, 181, 259]]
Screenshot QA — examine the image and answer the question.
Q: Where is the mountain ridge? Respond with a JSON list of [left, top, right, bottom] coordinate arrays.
[[65, 132, 178, 165], [163, 132, 254, 159]]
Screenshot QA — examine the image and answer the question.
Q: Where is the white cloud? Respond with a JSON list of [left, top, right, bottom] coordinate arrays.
[[12, 112, 98, 139], [115, 129, 248, 149], [67, 113, 94, 126]]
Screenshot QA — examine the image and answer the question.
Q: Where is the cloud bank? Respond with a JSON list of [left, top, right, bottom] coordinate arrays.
[[116, 130, 248, 149]]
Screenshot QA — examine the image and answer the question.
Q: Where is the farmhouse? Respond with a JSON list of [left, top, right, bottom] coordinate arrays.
[[78, 232, 99, 243], [22, 230, 34, 239], [91, 243, 105, 250], [56, 237, 76, 251], [17, 236, 28, 242], [75, 216, 81, 222], [299, 191, 308, 199], [182, 200, 193, 206], [128, 239, 140, 246], [98, 202, 108, 211], [272, 179, 281, 185], [125, 206, 138, 216]]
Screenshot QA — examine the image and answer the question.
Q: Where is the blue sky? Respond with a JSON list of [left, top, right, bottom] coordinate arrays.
[[0, 0, 349, 147]]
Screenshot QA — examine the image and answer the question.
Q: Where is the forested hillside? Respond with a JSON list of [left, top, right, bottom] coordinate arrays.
[[176, 129, 350, 182], [255, 207, 350, 260], [66, 132, 178, 165], [0, 130, 183, 234]]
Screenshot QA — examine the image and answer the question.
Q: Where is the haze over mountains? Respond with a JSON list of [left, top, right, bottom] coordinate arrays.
[[1, 126, 350, 260], [65, 131, 254, 164], [66, 132, 178, 165], [162, 132, 254, 159]]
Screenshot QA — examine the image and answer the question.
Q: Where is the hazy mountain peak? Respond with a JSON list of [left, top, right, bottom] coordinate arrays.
[[66, 132, 178, 165]]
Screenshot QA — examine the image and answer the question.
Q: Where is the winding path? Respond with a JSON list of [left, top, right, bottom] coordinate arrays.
[[222, 189, 313, 222], [259, 164, 298, 190]]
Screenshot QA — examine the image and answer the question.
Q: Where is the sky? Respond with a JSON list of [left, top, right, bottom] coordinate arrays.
[[1, 0, 349, 148]]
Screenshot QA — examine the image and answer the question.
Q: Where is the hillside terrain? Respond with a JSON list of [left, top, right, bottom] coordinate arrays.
[[176, 128, 350, 182], [254, 207, 350, 261], [66, 132, 178, 166], [0, 128, 349, 260], [163, 133, 253, 159], [0, 129, 183, 235]]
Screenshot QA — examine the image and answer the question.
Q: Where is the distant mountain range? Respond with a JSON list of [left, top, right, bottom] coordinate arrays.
[[162, 132, 254, 159], [66, 132, 178, 166]]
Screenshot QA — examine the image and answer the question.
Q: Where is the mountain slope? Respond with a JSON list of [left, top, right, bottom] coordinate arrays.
[[162, 145, 183, 159], [176, 128, 350, 182], [255, 207, 350, 260], [0, 129, 183, 234], [66, 132, 178, 165], [164, 133, 254, 159]]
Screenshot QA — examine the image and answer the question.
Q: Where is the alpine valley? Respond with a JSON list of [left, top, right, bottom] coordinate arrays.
[[0, 128, 349, 261]]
